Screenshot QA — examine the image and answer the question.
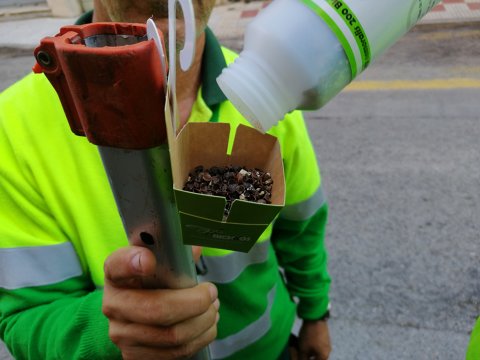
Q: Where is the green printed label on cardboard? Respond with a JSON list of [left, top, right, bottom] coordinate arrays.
[[179, 212, 270, 252]]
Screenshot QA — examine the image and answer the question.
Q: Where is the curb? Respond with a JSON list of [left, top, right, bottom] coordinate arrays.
[[415, 18, 480, 30], [0, 47, 34, 56], [0, 5, 50, 21]]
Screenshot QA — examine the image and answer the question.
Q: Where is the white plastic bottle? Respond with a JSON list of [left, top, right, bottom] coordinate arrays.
[[217, 0, 442, 131]]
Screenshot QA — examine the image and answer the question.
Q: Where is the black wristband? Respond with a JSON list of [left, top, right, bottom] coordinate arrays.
[[320, 309, 330, 321]]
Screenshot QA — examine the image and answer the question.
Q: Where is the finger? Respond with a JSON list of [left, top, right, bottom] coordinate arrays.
[[289, 346, 299, 360], [165, 322, 217, 359], [103, 282, 218, 326], [104, 246, 157, 287], [120, 323, 218, 360], [192, 246, 202, 263], [299, 347, 330, 360], [299, 351, 312, 360], [108, 301, 219, 348]]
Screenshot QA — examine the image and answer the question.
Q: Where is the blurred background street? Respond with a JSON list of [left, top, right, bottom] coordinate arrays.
[[1, 0, 479, 359]]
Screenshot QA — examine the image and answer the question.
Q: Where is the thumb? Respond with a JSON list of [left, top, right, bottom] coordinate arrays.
[[192, 246, 203, 263], [104, 246, 157, 288]]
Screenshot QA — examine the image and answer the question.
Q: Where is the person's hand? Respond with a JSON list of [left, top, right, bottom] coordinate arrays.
[[102, 246, 219, 360], [293, 319, 331, 360]]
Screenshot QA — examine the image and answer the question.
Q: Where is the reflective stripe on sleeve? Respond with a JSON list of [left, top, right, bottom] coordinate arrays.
[[210, 284, 277, 359], [198, 240, 270, 284], [279, 186, 326, 221], [0, 242, 83, 290]]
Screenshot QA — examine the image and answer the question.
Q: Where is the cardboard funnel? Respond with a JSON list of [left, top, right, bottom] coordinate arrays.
[[171, 122, 285, 252]]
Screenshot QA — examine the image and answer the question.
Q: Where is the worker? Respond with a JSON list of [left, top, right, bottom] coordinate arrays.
[[0, 0, 332, 359]]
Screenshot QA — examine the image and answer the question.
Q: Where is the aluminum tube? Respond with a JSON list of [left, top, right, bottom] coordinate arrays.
[[98, 144, 211, 360]]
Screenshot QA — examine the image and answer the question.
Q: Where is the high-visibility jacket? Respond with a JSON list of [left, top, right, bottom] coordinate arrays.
[[0, 27, 330, 359], [467, 318, 480, 360]]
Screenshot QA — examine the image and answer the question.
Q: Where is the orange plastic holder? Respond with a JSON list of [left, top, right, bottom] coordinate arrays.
[[34, 22, 168, 149]]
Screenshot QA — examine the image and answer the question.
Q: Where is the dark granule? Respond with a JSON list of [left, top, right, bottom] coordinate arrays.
[[183, 165, 273, 216]]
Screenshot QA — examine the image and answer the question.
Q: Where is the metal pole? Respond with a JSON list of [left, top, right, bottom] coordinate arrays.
[[99, 144, 211, 360]]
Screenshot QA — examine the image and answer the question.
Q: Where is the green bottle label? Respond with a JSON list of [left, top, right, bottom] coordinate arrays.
[[300, 0, 372, 79], [328, 0, 371, 69]]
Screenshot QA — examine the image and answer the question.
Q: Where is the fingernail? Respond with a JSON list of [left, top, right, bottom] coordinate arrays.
[[215, 312, 220, 324], [209, 284, 218, 302], [131, 252, 142, 273], [213, 298, 220, 310]]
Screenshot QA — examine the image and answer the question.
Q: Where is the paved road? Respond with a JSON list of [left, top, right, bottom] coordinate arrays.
[[1, 23, 479, 360], [305, 23, 480, 359]]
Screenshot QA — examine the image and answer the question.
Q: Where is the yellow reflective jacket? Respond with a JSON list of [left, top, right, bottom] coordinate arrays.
[[0, 27, 330, 359]]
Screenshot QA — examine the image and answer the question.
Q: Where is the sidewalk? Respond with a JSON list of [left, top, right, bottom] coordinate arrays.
[[209, 0, 480, 39], [0, 0, 479, 51]]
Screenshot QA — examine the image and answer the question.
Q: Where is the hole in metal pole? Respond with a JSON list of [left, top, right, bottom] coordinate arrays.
[[140, 232, 155, 245]]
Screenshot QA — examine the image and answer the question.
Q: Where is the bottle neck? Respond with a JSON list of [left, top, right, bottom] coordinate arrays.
[[217, 51, 299, 132]]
